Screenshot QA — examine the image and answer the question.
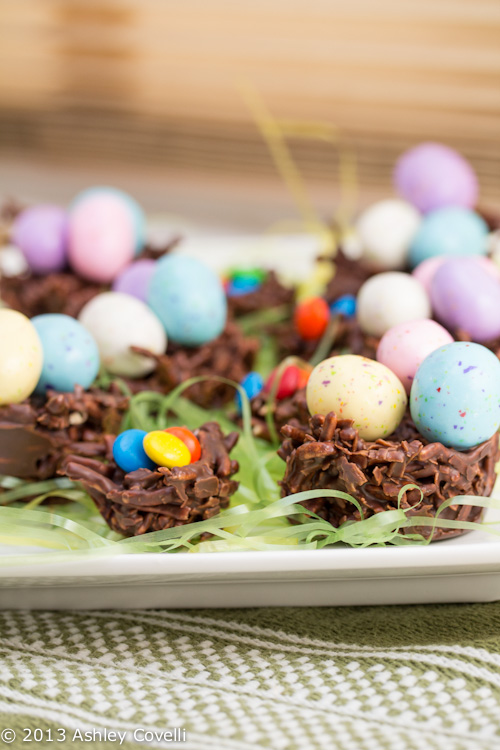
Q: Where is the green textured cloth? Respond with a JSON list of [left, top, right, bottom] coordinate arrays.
[[1, 604, 500, 750]]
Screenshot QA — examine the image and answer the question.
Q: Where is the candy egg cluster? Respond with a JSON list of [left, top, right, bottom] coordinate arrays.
[[113, 426, 202, 473]]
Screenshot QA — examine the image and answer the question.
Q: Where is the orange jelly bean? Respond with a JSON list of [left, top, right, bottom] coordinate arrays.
[[165, 426, 201, 463], [294, 297, 330, 340]]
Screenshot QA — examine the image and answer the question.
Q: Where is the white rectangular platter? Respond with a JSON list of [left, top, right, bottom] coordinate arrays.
[[1, 508, 499, 609]]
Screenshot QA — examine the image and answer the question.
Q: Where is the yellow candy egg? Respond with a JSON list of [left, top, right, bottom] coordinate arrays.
[[143, 430, 191, 468], [0, 309, 43, 405], [306, 354, 407, 441]]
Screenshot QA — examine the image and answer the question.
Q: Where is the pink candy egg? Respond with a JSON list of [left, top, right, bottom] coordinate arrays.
[[412, 255, 500, 295], [376, 319, 453, 395], [68, 192, 135, 282]]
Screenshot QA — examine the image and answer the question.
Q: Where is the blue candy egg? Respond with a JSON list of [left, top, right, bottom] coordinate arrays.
[[72, 186, 145, 256], [113, 429, 157, 473], [330, 294, 356, 318], [148, 255, 227, 346], [410, 342, 500, 449], [227, 277, 262, 297], [236, 371, 264, 412], [409, 207, 488, 267], [32, 314, 100, 394]]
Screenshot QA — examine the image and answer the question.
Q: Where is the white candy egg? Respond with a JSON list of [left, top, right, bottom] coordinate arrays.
[[355, 199, 421, 269], [357, 272, 431, 337], [78, 292, 167, 378]]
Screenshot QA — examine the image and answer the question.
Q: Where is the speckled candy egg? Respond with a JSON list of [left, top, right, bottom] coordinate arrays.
[[78, 292, 167, 378], [376, 319, 453, 395], [32, 314, 100, 394], [413, 254, 500, 295], [410, 342, 500, 449], [306, 355, 407, 441], [355, 199, 420, 269], [0, 310, 43, 404], [357, 272, 431, 337], [431, 257, 500, 342], [112, 259, 156, 302], [68, 188, 142, 282], [12, 205, 67, 274], [394, 142, 478, 213], [148, 255, 227, 346], [408, 207, 488, 268]]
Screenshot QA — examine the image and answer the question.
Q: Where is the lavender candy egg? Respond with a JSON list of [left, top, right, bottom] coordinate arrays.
[[394, 142, 478, 213], [410, 342, 500, 449], [431, 257, 500, 342], [112, 259, 156, 302], [12, 205, 67, 274]]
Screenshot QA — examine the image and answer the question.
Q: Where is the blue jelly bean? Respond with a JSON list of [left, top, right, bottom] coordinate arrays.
[[235, 371, 264, 412], [113, 429, 157, 473], [227, 277, 262, 297], [330, 294, 356, 318]]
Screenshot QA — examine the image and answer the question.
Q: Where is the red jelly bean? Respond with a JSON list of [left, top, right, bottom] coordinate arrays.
[[294, 297, 330, 340], [265, 365, 302, 400], [165, 426, 201, 463]]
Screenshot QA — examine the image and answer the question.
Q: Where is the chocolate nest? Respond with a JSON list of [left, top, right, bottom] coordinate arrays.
[[60, 422, 240, 536], [278, 411, 500, 541], [0, 386, 129, 481]]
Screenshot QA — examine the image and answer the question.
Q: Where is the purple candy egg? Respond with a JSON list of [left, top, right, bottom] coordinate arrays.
[[431, 257, 500, 342], [394, 143, 478, 214], [12, 205, 68, 274], [112, 259, 156, 302]]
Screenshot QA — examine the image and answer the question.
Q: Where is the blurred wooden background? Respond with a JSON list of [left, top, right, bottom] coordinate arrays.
[[1, 0, 500, 209]]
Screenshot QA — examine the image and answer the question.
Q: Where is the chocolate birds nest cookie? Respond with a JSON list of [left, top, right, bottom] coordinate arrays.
[[278, 411, 500, 541], [0, 385, 129, 481], [60, 421, 240, 536]]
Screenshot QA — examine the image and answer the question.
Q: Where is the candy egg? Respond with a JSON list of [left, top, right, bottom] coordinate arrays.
[[112, 259, 156, 302], [413, 254, 500, 295], [294, 297, 330, 340], [68, 189, 138, 282], [143, 430, 191, 468], [32, 314, 100, 394], [78, 292, 167, 378], [73, 187, 145, 255], [394, 142, 478, 213], [431, 257, 500, 342], [12, 205, 67, 274], [410, 342, 500, 449], [408, 207, 488, 268], [165, 426, 201, 463], [357, 272, 431, 337], [113, 429, 157, 473], [0, 309, 43, 404], [148, 255, 227, 346], [376, 319, 453, 395], [306, 355, 407, 440], [265, 364, 312, 400], [355, 199, 420, 269]]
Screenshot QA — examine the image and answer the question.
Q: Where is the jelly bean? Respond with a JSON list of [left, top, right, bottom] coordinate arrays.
[[227, 277, 262, 297], [113, 429, 157, 473], [296, 367, 312, 390], [330, 294, 356, 319], [165, 426, 201, 463], [235, 371, 264, 412], [265, 365, 308, 400], [294, 298, 330, 340], [229, 268, 267, 284], [143, 430, 191, 468]]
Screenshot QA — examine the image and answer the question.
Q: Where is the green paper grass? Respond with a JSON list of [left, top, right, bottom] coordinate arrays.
[[0, 377, 499, 566]]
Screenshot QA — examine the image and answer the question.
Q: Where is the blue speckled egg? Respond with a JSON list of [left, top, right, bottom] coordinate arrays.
[[32, 314, 100, 394], [410, 342, 500, 449], [148, 255, 227, 346], [113, 429, 157, 473], [409, 207, 488, 268]]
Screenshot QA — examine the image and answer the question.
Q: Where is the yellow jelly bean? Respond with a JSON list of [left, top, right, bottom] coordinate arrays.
[[143, 430, 191, 468]]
